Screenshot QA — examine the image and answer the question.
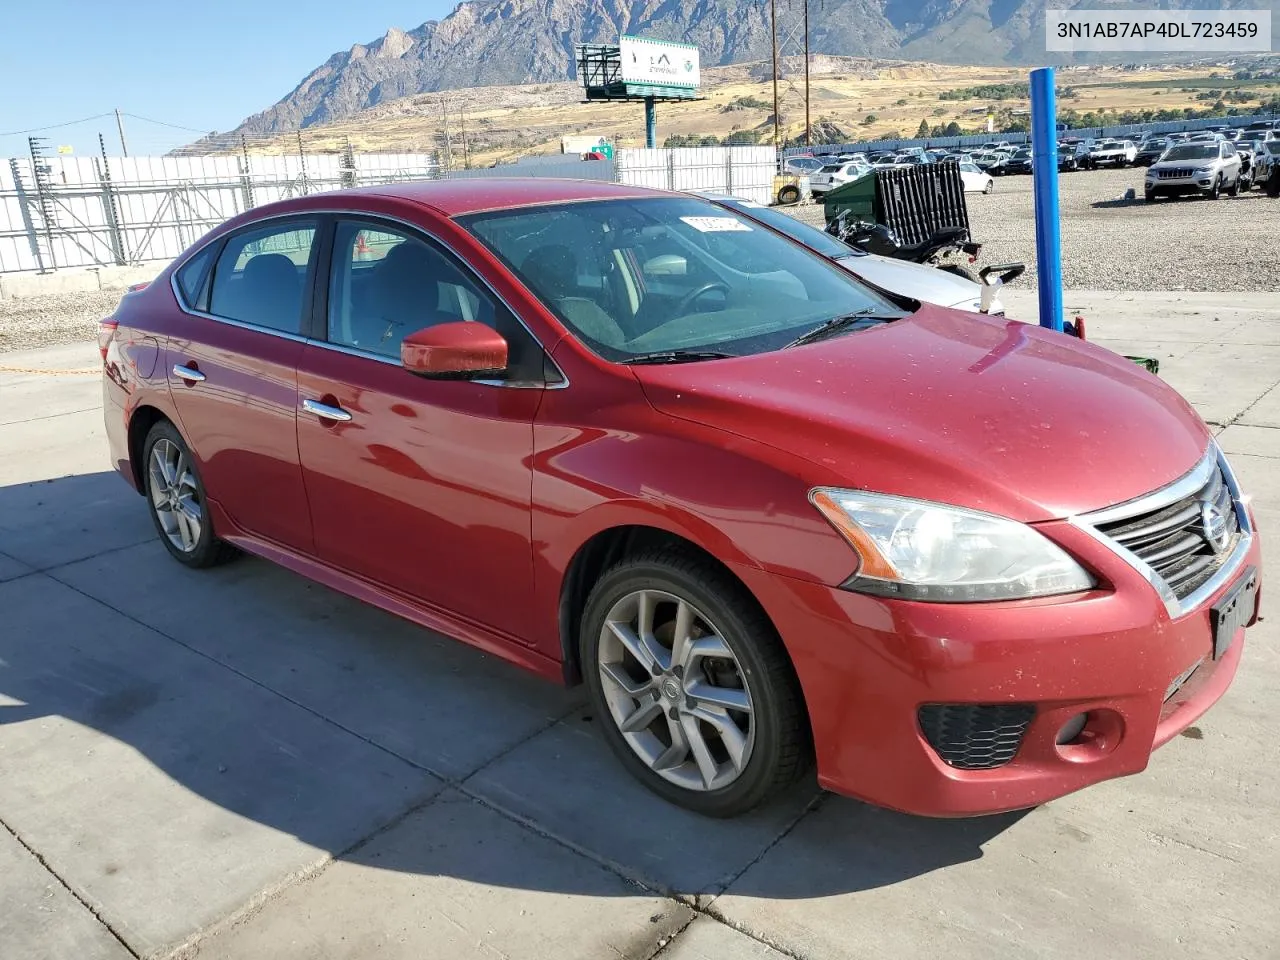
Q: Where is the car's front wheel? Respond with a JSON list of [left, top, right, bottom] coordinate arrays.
[[983, 179, 994, 194], [580, 549, 809, 817], [142, 420, 237, 568]]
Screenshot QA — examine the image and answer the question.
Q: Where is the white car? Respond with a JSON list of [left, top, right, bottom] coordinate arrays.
[[783, 156, 825, 176], [1078, 138, 1138, 168], [808, 160, 871, 196], [695, 192, 1007, 315], [958, 161, 995, 194]]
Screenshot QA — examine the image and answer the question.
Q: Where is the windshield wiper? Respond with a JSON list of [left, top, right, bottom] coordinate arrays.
[[784, 311, 902, 349], [619, 350, 736, 365]]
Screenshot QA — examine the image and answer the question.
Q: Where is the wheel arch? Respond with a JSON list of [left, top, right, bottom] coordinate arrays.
[[126, 404, 174, 493], [556, 522, 781, 689]]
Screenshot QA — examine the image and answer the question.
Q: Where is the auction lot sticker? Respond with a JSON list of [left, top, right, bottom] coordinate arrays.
[[1046, 10, 1271, 52], [680, 217, 753, 232]]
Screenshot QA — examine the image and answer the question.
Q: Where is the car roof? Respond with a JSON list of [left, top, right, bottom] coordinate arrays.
[[253, 178, 670, 220]]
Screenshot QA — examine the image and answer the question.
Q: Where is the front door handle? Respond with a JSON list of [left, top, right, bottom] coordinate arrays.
[[172, 363, 206, 383], [302, 398, 353, 422]]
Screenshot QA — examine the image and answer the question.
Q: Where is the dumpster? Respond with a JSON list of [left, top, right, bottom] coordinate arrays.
[[823, 162, 972, 248]]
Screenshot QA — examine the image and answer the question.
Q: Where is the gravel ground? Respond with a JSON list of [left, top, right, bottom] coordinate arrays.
[[0, 289, 125, 355], [786, 165, 1280, 292], [3, 166, 1276, 354]]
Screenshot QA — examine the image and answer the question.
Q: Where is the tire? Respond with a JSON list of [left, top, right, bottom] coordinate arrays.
[[1144, 190, 1156, 203], [1208, 175, 1221, 200], [1227, 176, 1239, 198], [983, 179, 994, 194], [141, 420, 237, 568], [776, 184, 801, 205], [938, 262, 980, 283], [579, 548, 810, 817]]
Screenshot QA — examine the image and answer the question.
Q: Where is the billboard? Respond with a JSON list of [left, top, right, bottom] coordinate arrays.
[[619, 36, 699, 91]]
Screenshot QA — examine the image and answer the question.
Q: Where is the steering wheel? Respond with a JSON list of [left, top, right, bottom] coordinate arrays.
[[675, 281, 731, 316]]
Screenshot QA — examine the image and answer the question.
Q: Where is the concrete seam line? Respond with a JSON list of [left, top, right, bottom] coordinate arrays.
[[0, 813, 141, 959], [643, 912, 700, 960], [2, 404, 104, 425]]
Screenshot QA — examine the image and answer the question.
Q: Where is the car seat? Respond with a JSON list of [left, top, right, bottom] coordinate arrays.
[[520, 245, 626, 348]]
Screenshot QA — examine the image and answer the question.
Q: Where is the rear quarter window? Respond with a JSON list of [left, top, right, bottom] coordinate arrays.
[[174, 244, 217, 310]]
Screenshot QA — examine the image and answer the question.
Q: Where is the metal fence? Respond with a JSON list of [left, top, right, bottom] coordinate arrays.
[[1, 144, 776, 274], [785, 110, 1278, 158]]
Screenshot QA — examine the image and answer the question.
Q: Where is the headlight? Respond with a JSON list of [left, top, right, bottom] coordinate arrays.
[[810, 489, 1094, 602]]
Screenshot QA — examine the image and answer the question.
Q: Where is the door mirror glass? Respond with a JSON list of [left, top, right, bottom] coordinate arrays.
[[401, 321, 508, 380]]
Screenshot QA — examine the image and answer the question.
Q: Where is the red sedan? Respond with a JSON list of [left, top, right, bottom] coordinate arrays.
[[101, 179, 1261, 817]]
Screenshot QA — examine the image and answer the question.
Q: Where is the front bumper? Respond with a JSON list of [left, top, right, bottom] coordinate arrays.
[[1146, 174, 1217, 196], [730, 512, 1261, 817]]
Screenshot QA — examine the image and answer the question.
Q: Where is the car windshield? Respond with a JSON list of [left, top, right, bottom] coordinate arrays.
[[1163, 144, 1218, 161], [459, 197, 902, 361], [707, 196, 860, 260], [1264, 141, 1280, 155], [1142, 140, 1167, 149]]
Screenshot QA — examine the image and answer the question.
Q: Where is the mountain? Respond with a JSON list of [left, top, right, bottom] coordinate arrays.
[[230, 0, 1279, 136]]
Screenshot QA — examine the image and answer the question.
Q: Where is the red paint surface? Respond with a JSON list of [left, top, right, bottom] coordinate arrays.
[[101, 181, 1261, 816]]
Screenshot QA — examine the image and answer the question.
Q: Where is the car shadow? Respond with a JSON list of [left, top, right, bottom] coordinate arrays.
[[0, 470, 1024, 907]]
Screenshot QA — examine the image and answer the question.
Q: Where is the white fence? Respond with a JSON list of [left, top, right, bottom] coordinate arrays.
[[616, 146, 776, 204], [0, 146, 777, 274]]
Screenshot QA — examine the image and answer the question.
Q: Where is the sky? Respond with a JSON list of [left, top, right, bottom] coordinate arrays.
[[0, 0, 455, 158]]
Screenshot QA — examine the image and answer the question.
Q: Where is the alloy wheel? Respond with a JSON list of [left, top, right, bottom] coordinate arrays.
[[597, 589, 755, 792], [148, 438, 203, 553]]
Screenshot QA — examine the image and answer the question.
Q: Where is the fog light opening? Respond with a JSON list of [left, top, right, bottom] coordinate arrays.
[[1056, 712, 1089, 745]]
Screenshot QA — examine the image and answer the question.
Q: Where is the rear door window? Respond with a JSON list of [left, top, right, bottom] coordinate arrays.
[[207, 222, 317, 335]]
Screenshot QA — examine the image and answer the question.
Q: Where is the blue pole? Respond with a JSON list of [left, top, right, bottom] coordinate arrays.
[[1029, 67, 1064, 333], [645, 97, 657, 149]]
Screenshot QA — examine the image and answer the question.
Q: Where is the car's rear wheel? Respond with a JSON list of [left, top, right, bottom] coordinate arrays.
[[776, 184, 801, 205], [1227, 175, 1240, 197], [142, 420, 237, 568], [580, 549, 808, 817], [983, 179, 994, 194]]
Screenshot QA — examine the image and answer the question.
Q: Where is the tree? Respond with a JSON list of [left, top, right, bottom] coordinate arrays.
[[861, 114, 878, 125], [916, 119, 931, 138], [943, 121, 963, 137]]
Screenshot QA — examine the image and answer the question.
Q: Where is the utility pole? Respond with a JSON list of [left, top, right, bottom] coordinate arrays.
[[770, 0, 780, 149], [459, 102, 470, 169], [441, 99, 453, 172], [803, 0, 811, 146], [114, 108, 129, 157]]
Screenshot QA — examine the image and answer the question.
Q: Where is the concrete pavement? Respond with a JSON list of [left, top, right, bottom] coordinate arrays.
[[1, 292, 1278, 959]]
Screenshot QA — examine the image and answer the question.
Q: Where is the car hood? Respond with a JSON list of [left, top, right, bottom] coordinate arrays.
[[634, 305, 1209, 522], [837, 254, 991, 314]]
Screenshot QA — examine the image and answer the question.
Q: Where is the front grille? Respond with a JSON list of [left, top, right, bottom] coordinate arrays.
[[1158, 167, 1196, 179], [918, 704, 1034, 769], [1094, 463, 1240, 600]]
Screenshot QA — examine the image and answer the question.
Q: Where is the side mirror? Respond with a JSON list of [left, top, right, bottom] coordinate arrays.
[[401, 321, 508, 380]]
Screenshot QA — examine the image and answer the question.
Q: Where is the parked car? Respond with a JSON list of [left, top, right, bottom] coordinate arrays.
[[808, 159, 870, 196], [102, 178, 1261, 818], [694, 192, 1003, 313], [971, 151, 1009, 175], [1057, 145, 1081, 172], [1255, 140, 1280, 196], [1005, 146, 1034, 174], [1135, 138, 1170, 166], [1145, 140, 1243, 201], [958, 160, 995, 193], [1079, 139, 1138, 168], [783, 156, 824, 176]]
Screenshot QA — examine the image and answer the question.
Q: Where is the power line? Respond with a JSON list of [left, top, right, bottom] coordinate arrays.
[[0, 113, 112, 136], [121, 112, 217, 134]]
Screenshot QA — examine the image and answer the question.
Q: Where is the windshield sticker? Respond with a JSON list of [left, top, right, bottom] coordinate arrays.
[[680, 216, 753, 233]]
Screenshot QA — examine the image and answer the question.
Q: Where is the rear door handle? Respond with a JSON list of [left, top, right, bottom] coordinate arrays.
[[172, 364, 206, 382], [302, 399, 353, 422]]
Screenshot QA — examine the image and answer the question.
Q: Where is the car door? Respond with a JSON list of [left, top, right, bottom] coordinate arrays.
[[165, 217, 318, 551], [295, 217, 548, 641], [1221, 142, 1240, 180]]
